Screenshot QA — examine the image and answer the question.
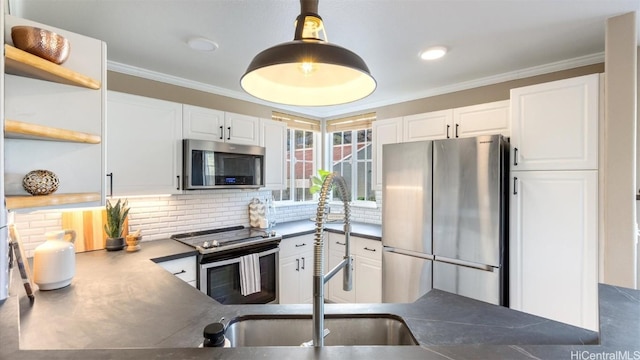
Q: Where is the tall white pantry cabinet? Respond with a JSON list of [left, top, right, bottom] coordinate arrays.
[[509, 74, 599, 332]]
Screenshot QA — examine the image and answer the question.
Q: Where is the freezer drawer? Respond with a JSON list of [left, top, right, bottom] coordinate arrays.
[[433, 261, 502, 305], [382, 249, 432, 303]]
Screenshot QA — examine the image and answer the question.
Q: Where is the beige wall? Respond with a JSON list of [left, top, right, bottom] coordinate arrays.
[[108, 64, 604, 121], [603, 12, 637, 288]]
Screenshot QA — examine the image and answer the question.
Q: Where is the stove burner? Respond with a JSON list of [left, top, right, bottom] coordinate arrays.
[[171, 226, 281, 254]]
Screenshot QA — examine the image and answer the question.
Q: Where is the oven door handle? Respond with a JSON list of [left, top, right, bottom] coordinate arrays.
[[199, 246, 280, 269]]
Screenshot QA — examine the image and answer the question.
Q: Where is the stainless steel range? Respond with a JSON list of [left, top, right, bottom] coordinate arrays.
[[171, 226, 281, 305]]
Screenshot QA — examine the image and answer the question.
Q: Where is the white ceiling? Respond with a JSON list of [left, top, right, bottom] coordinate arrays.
[[10, 0, 640, 118]]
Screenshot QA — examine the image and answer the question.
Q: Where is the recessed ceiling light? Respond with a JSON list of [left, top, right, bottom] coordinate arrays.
[[420, 46, 447, 61], [187, 37, 218, 52]]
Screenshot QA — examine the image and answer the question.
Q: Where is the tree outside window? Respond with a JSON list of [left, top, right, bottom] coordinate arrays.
[[331, 128, 374, 202]]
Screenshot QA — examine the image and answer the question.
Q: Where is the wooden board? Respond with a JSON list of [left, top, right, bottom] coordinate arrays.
[[61, 209, 129, 252], [5, 119, 101, 144], [8, 224, 35, 300], [5, 193, 101, 210]]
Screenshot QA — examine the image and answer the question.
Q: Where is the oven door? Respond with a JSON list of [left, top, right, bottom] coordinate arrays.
[[199, 246, 279, 304]]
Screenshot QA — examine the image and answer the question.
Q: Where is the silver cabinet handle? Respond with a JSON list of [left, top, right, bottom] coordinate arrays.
[[295, 243, 307, 247], [176, 175, 180, 190], [219, 125, 223, 140], [296, 258, 300, 271], [227, 126, 231, 140], [301, 257, 305, 270], [514, 147, 518, 166], [513, 177, 518, 195], [363, 247, 376, 252], [172, 269, 186, 276], [335, 241, 346, 246]]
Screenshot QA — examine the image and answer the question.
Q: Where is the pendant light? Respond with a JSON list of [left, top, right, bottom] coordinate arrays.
[[240, 0, 376, 107]]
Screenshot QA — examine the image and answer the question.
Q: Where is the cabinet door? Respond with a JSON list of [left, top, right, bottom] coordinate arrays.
[[224, 112, 260, 146], [260, 119, 287, 189], [278, 255, 300, 304], [157, 256, 196, 284], [509, 170, 598, 331], [372, 118, 403, 190], [355, 256, 382, 303], [403, 109, 453, 141], [182, 104, 225, 141], [510, 74, 598, 171], [298, 248, 314, 304], [328, 250, 356, 303], [107, 92, 182, 195], [453, 100, 509, 138]]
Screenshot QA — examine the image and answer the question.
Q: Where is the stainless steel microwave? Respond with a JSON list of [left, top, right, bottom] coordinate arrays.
[[183, 139, 265, 189]]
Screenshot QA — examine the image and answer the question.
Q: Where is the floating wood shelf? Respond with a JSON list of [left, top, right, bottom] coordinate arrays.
[[4, 119, 101, 144], [4, 45, 101, 90], [5, 192, 102, 210]]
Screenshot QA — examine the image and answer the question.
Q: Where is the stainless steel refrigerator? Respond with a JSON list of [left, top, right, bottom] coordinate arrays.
[[382, 135, 508, 306]]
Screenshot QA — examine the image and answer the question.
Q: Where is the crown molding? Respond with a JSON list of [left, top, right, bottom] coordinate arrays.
[[107, 51, 604, 119]]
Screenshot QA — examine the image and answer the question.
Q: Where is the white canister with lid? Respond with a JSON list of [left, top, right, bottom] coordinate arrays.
[[33, 230, 76, 290]]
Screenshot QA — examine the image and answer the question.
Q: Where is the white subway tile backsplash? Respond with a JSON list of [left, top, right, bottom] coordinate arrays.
[[13, 188, 383, 257]]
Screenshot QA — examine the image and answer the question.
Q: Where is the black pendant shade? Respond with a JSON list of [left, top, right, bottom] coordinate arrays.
[[240, 1, 376, 107]]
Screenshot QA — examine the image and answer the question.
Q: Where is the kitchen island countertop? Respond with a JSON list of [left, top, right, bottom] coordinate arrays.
[[0, 229, 638, 359]]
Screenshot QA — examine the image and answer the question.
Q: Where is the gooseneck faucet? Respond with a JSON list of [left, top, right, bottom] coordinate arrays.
[[313, 173, 353, 347]]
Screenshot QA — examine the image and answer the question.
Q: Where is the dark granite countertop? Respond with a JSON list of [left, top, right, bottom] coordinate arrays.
[[1, 233, 638, 359]]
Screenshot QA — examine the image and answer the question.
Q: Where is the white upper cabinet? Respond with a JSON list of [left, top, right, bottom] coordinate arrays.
[[182, 104, 225, 141], [107, 91, 183, 196], [510, 74, 599, 171], [403, 109, 453, 141], [372, 117, 403, 190], [260, 118, 287, 190], [224, 112, 260, 146], [453, 100, 510, 138], [182, 104, 259, 146]]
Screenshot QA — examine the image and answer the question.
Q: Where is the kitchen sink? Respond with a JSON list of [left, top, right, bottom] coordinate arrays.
[[224, 313, 419, 347]]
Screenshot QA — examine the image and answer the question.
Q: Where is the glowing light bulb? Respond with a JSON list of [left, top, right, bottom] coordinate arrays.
[[299, 62, 316, 76]]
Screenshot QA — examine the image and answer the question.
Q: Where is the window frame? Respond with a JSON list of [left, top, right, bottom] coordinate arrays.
[[272, 128, 321, 205], [328, 128, 376, 208]]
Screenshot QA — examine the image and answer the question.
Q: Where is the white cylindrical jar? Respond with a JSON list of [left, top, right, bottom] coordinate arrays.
[[33, 230, 76, 290]]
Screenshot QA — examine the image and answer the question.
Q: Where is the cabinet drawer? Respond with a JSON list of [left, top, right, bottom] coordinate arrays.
[[158, 256, 196, 283], [354, 238, 382, 260], [279, 234, 314, 257]]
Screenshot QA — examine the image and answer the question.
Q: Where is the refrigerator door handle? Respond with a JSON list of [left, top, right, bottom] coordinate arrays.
[[434, 255, 495, 272], [383, 247, 435, 260]]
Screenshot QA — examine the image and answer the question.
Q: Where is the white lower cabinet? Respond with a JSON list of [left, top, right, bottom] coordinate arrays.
[[157, 256, 197, 287], [278, 234, 314, 304], [509, 170, 598, 331], [327, 233, 382, 303]]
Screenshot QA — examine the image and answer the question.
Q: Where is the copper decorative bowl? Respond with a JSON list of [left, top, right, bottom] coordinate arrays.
[[23, 170, 60, 196], [11, 26, 70, 64]]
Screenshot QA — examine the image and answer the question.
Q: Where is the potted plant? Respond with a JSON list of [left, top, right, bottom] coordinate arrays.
[[104, 199, 130, 251]]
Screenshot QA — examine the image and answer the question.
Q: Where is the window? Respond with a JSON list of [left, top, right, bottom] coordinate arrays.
[[331, 128, 375, 202], [272, 128, 320, 202]]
